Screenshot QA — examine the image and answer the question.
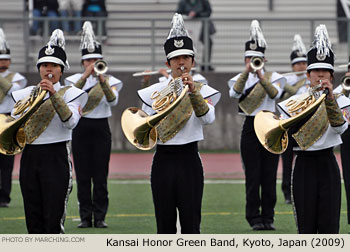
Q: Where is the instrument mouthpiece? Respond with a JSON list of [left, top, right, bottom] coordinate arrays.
[[48, 74, 53, 79], [180, 66, 185, 72]]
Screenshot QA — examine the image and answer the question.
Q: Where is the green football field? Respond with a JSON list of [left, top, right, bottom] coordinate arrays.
[[0, 179, 349, 234]]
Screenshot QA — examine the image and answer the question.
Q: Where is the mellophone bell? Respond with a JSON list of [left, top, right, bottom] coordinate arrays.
[[6, 29, 88, 234], [255, 24, 350, 234]]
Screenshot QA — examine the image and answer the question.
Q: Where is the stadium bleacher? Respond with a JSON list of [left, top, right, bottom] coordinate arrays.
[[0, 0, 346, 73]]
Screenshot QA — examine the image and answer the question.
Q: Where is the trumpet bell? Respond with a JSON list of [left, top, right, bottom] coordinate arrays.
[[341, 76, 350, 91], [250, 56, 264, 71], [94, 60, 108, 75]]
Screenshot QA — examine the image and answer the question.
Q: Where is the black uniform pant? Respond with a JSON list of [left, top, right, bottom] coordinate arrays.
[[19, 142, 71, 234], [72, 117, 111, 223], [341, 127, 350, 224], [151, 142, 204, 234], [240, 116, 279, 226], [293, 148, 341, 234], [0, 154, 14, 204], [281, 135, 293, 201]]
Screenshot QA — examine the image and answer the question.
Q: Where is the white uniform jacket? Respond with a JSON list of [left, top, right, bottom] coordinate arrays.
[[0, 70, 27, 114], [138, 76, 221, 145], [277, 89, 350, 151], [64, 73, 123, 119], [11, 82, 88, 145], [228, 70, 286, 116]]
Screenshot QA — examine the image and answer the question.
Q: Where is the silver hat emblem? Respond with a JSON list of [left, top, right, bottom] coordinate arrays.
[[174, 39, 184, 48], [45, 47, 55, 55], [87, 44, 95, 53], [316, 54, 326, 61], [249, 42, 257, 50], [296, 51, 304, 57]]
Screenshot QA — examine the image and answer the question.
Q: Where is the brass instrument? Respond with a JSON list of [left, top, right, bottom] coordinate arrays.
[[254, 85, 326, 154], [341, 75, 350, 91], [250, 56, 264, 72], [0, 86, 48, 155], [94, 60, 108, 75], [121, 77, 188, 150]]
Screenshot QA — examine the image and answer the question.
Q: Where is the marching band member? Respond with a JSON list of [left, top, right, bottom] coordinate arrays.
[[64, 21, 123, 229], [334, 57, 350, 232], [227, 20, 286, 231], [280, 34, 309, 205], [137, 13, 220, 233], [0, 28, 27, 208], [11, 29, 87, 233], [277, 25, 350, 233]]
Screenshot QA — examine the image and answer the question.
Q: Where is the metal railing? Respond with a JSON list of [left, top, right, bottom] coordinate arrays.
[[1, 16, 350, 72]]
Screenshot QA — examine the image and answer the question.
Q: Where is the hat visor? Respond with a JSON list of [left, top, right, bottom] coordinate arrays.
[[37, 56, 65, 69], [291, 57, 307, 65], [0, 54, 10, 59], [307, 63, 334, 71], [81, 54, 103, 60], [167, 49, 194, 60], [244, 51, 264, 58]]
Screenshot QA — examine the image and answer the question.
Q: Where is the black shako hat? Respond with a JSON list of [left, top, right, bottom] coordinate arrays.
[[80, 21, 103, 60], [290, 34, 307, 65], [37, 29, 69, 70], [164, 13, 194, 60], [244, 20, 267, 58], [307, 24, 334, 71]]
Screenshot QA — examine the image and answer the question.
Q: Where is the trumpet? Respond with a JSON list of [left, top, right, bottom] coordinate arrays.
[[250, 56, 264, 72], [341, 75, 350, 91], [94, 60, 108, 75]]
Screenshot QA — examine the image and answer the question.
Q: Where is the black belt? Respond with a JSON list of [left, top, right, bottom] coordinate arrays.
[[295, 147, 333, 157]]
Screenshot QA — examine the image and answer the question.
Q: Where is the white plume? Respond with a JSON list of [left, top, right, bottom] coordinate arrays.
[[80, 21, 100, 51], [292, 34, 307, 54], [249, 20, 267, 48], [0, 28, 9, 53], [167, 13, 190, 39], [312, 24, 333, 57], [47, 29, 66, 49]]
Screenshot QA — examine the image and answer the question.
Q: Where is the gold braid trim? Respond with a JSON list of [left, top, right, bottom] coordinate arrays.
[[325, 98, 346, 127], [233, 71, 248, 93], [292, 101, 329, 150], [74, 78, 86, 89], [282, 78, 306, 100], [50, 88, 73, 122], [100, 78, 116, 102], [0, 73, 15, 103], [260, 77, 278, 98], [189, 82, 209, 117], [24, 86, 71, 144]]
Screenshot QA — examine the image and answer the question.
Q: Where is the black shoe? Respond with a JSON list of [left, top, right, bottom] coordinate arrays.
[[264, 223, 276, 230], [94, 220, 108, 228], [252, 223, 265, 231], [77, 220, 92, 228], [0, 202, 9, 208]]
